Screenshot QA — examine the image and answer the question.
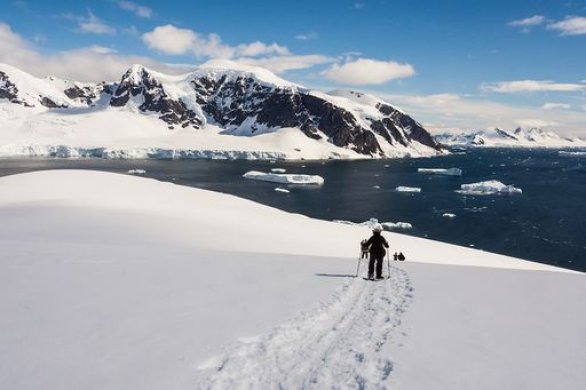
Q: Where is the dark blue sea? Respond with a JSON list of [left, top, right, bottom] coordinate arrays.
[[1, 148, 584, 272]]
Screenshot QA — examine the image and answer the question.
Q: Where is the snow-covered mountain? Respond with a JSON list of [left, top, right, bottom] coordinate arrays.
[[434, 127, 586, 148], [0, 61, 443, 159]]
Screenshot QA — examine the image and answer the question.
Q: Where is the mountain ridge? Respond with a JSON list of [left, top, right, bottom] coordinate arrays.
[[0, 61, 442, 159], [434, 127, 586, 148]]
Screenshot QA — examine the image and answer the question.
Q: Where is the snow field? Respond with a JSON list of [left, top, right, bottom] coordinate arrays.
[[197, 266, 413, 389], [0, 170, 583, 390]]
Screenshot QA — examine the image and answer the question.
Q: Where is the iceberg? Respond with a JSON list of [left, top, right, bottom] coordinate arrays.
[[442, 213, 456, 218], [274, 187, 290, 193], [243, 171, 324, 185], [396, 186, 421, 193], [271, 168, 287, 173], [381, 222, 413, 230], [127, 169, 146, 175], [417, 168, 462, 176], [457, 180, 522, 195]]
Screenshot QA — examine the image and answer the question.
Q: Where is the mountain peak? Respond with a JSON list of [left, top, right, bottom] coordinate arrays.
[[193, 59, 298, 88]]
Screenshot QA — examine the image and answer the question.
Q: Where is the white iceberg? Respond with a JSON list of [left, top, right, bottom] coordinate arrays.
[[271, 168, 287, 173], [457, 180, 522, 195], [127, 169, 146, 175], [381, 222, 413, 230], [243, 171, 324, 185], [396, 186, 421, 193], [274, 187, 290, 193], [442, 213, 456, 218], [418, 168, 463, 176]]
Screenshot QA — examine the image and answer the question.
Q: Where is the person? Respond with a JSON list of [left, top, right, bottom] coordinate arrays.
[[364, 223, 389, 279]]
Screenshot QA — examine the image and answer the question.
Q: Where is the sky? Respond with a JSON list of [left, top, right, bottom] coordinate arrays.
[[1, 0, 586, 136]]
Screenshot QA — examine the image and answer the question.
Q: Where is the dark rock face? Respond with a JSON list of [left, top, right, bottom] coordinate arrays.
[[64, 84, 103, 105], [0, 71, 30, 106], [40, 97, 67, 108], [190, 74, 441, 155], [110, 67, 204, 129], [0, 71, 18, 101]]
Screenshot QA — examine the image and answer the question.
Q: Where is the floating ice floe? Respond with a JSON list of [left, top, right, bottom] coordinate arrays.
[[373, 185, 381, 189], [381, 222, 413, 230], [127, 169, 146, 175], [274, 187, 290, 193], [243, 171, 324, 185], [271, 168, 287, 173], [559, 151, 586, 157], [396, 186, 421, 193], [457, 180, 522, 195], [418, 168, 463, 176], [442, 213, 456, 218], [332, 217, 412, 230]]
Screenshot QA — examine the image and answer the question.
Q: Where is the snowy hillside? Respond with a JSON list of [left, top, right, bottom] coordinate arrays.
[[0, 61, 443, 160], [1, 170, 584, 389], [434, 127, 586, 148]]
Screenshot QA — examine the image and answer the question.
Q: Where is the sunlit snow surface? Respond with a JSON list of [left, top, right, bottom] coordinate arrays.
[[0, 171, 583, 390]]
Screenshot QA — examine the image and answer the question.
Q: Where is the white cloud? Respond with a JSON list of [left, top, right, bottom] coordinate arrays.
[[117, 1, 153, 18], [542, 103, 571, 110], [481, 80, 586, 93], [547, 16, 586, 35], [235, 41, 290, 57], [323, 58, 415, 85], [142, 25, 197, 55], [142, 24, 290, 59], [0, 22, 192, 81], [508, 15, 545, 31], [514, 119, 558, 128], [295, 32, 318, 41], [140, 24, 334, 74], [236, 55, 333, 74], [76, 11, 116, 35], [88, 45, 118, 55]]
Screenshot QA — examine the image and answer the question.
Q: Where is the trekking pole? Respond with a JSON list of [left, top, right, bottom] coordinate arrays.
[[387, 251, 391, 279], [355, 252, 362, 278]]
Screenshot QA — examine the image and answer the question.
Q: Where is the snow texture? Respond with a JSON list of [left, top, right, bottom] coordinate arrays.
[[457, 180, 523, 195], [0, 170, 583, 390], [243, 170, 324, 185]]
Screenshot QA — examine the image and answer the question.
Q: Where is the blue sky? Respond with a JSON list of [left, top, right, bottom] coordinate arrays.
[[2, 0, 586, 135]]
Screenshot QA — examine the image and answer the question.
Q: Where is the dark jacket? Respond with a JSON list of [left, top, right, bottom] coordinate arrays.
[[366, 232, 389, 257]]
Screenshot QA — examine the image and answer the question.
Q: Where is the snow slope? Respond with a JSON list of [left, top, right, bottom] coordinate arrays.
[[435, 127, 586, 148], [0, 170, 584, 389]]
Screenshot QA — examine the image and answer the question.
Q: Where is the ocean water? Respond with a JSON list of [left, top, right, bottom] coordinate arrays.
[[1, 148, 584, 271]]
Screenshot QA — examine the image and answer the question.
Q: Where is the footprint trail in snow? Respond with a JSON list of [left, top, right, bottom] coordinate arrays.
[[196, 265, 413, 389]]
